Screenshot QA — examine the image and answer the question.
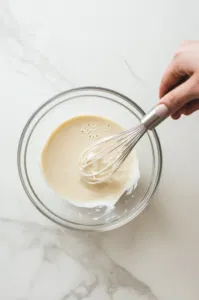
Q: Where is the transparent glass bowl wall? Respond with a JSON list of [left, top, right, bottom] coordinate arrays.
[[18, 87, 162, 231]]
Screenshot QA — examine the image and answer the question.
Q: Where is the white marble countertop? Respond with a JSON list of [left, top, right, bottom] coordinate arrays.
[[1, 1, 199, 299]]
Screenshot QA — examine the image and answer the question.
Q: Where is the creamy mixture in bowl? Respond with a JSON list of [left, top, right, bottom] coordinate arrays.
[[42, 115, 140, 208]]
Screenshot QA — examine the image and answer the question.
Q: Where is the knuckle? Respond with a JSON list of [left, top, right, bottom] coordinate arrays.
[[161, 91, 183, 113], [164, 93, 178, 109], [167, 92, 184, 111], [173, 95, 182, 107], [166, 92, 175, 103]]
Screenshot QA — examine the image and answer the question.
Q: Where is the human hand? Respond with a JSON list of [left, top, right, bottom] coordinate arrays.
[[159, 41, 199, 119]]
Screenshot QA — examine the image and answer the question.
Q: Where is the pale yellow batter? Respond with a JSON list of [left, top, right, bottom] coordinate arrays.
[[42, 115, 140, 207]]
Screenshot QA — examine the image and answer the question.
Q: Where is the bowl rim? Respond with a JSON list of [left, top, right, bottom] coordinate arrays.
[[17, 86, 162, 231]]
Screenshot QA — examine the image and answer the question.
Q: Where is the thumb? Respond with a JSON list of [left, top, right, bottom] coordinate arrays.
[[159, 75, 198, 114]]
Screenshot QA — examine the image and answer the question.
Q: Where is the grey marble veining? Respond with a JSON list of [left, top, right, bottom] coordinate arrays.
[[0, 218, 157, 300], [0, 3, 74, 91]]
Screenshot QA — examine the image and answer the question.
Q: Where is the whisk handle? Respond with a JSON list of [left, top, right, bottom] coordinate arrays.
[[141, 104, 169, 130]]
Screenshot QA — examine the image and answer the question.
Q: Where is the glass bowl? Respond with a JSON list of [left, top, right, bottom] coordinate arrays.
[[18, 87, 162, 231]]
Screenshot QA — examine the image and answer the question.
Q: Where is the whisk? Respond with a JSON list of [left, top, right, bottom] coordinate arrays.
[[79, 104, 169, 184]]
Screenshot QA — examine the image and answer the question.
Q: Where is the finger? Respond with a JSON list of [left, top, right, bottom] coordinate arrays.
[[171, 99, 199, 119], [183, 98, 199, 115], [160, 75, 198, 114], [171, 104, 188, 119], [159, 62, 181, 98], [171, 110, 182, 120]]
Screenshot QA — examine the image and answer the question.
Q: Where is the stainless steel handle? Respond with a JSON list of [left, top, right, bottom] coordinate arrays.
[[141, 104, 169, 130]]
